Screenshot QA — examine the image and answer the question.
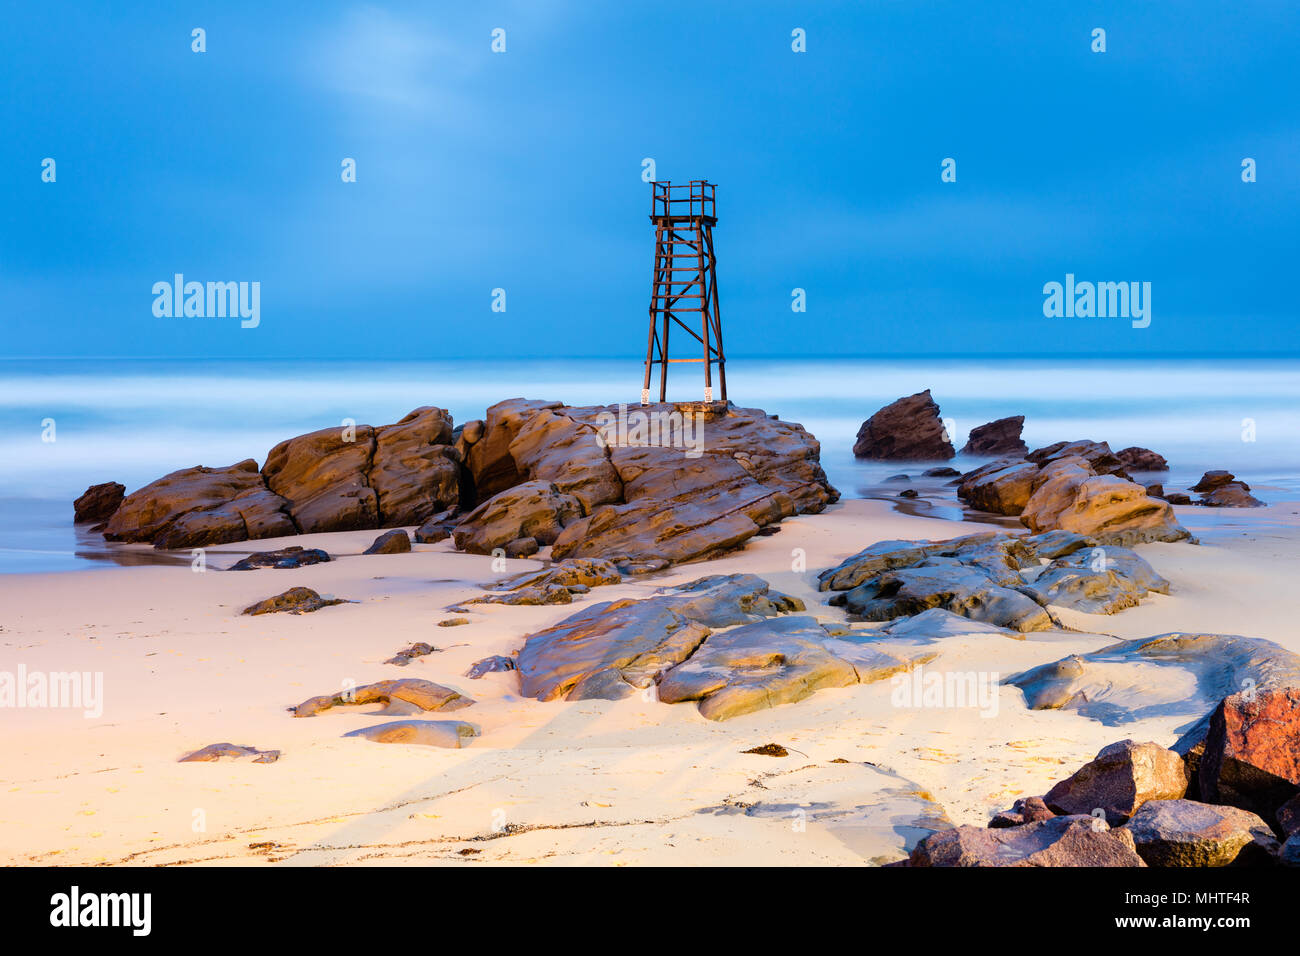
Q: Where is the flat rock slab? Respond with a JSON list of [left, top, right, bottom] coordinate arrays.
[[241, 587, 349, 616], [876, 607, 1023, 641], [657, 616, 862, 721], [466, 655, 517, 679], [1007, 632, 1300, 727], [907, 815, 1146, 867], [180, 742, 280, 764], [292, 679, 472, 717], [486, 557, 621, 593], [228, 546, 331, 571], [344, 720, 478, 748], [1019, 546, 1170, 614], [1120, 799, 1279, 866], [698, 761, 953, 865]]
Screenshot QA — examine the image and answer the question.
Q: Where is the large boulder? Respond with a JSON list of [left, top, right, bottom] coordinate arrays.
[[1026, 440, 1127, 476], [367, 406, 461, 526], [1190, 470, 1235, 492], [1043, 740, 1187, 825], [262, 425, 379, 533], [1120, 799, 1279, 866], [343, 720, 478, 749], [103, 459, 296, 549], [74, 481, 125, 523], [831, 564, 1053, 631], [961, 416, 1027, 457], [452, 480, 582, 555], [957, 460, 1039, 515], [907, 815, 1146, 867], [1022, 471, 1190, 547], [1199, 687, 1300, 824], [1115, 446, 1169, 472], [1018, 546, 1170, 614], [852, 389, 954, 460], [507, 407, 622, 512], [1200, 481, 1264, 508], [464, 399, 560, 502]]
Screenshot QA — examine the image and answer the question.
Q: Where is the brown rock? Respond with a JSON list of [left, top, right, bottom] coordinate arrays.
[[292, 679, 472, 717], [368, 406, 460, 526], [1200, 481, 1264, 508], [1022, 471, 1191, 547], [909, 816, 1146, 867], [241, 586, 348, 615], [104, 459, 296, 549], [852, 389, 954, 460], [74, 481, 125, 523], [453, 480, 581, 555], [228, 545, 330, 570], [262, 426, 378, 533], [344, 720, 477, 748], [1200, 687, 1300, 823], [180, 742, 280, 764], [1120, 799, 1279, 866], [957, 460, 1039, 515], [1044, 740, 1188, 825], [989, 796, 1056, 828], [1277, 793, 1300, 837], [503, 536, 539, 558], [1027, 440, 1128, 476], [465, 399, 562, 502], [363, 529, 412, 554], [1190, 470, 1235, 492], [961, 416, 1027, 457], [507, 407, 622, 512], [1115, 446, 1169, 472]]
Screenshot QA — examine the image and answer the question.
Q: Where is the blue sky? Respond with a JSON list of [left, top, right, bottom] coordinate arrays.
[[3, 1, 1297, 359]]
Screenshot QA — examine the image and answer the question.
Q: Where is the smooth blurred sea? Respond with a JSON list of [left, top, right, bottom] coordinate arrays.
[[2, 356, 1298, 573]]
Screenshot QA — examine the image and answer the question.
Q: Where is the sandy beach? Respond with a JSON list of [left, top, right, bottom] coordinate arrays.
[[4, 495, 1296, 867]]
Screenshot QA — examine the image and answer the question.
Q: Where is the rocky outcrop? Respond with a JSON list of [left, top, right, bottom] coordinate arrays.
[[228, 546, 330, 570], [292, 679, 472, 717], [74, 482, 125, 523], [906, 815, 1146, 867], [656, 616, 861, 720], [1119, 800, 1279, 866], [343, 720, 477, 748], [466, 585, 575, 606], [1043, 740, 1188, 825], [104, 459, 296, 549], [241, 587, 349, 616], [989, 796, 1056, 828], [1008, 633, 1300, 727], [179, 742, 280, 764], [452, 480, 582, 555], [1115, 446, 1169, 472], [957, 460, 1038, 515], [1190, 470, 1235, 492], [363, 529, 411, 554], [1026, 439, 1128, 476], [820, 532, 1164, 631], [486, 558, 621, 593], [1199, 687, 1300, 824], [961, 416, 1027, 457], [1201, 481, 1264, 508], [852, 389, 954, 460], [1020, 467, 1190, 547]]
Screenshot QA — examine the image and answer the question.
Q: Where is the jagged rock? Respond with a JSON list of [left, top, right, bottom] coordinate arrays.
[[657, 616, 861, 720], [852, 389, 954, 460], [1199, 687, 1300, 824], [989, 796, 1056, 828], [1008, 633, 1300, 727], [367, 406, 460, 526], [385, 642, 437, 666], [241, 587, 349, 616], [465, 399, 561, 502], [1120, 800, 1279, 867], [1201, 481, 1264, 508], [1021, 468, 1190, 547], [467, 585, 573, 606], [962, 416, 1027, 457], [1115, 446, 1169, 472], [515, 574, 803, 702], [363, 529, 411, 554], [292, 679, 472, 717], [180, 742, 280, 764], [1027, 440, 1128, 476], [1018, 546, 1170, 614], [104, 459, 296, 549], [228, 546, 330, 570], [1190, 470, 1235, 492], [74, 481, 125, 523], [1044, 740, 1187, 825], [466, 655, 517, 679], [957, 460, 1039, 515], [344, 720, 477, 748], [487, 557, 621, 593], [452, 480, 582, 555], [507, 407, 623, 512], [907, 815, 1146, 867], [503, 536, 539, 558]]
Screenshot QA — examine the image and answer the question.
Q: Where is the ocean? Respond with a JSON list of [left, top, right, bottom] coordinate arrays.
[[2, 356, 1298, 573]]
